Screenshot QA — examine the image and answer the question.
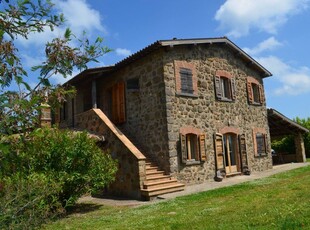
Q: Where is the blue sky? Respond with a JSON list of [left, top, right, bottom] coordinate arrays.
[[11, 0, 310, 119]]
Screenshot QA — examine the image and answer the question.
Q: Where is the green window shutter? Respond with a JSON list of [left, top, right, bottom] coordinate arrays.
[[214, 76, 222, 100], [180, 133, 187, 163], [199, 134, 207, 161], [214, 133, 225, 170]]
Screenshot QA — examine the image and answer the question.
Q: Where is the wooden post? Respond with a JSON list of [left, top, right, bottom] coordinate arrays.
[[92, 80, 97, 109]]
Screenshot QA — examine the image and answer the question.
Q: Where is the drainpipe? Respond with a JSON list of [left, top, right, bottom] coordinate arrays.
[[92, 80, 97, 109]]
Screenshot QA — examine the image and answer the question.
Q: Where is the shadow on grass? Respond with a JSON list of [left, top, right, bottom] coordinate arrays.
[[66, 203, 103, 215]]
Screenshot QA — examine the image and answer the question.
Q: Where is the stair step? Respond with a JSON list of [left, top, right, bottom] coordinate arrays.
[[143, 178, 178, 189], [141, 183, 185, 198], [146, 165, 160, 170], [145, 174, 172, 182], [146, 170, 165, 176]]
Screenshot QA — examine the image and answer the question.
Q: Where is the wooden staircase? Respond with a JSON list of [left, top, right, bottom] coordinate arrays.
[[141, 160, 185, 200]]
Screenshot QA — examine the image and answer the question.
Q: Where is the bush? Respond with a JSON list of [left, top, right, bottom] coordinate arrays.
[[0, 128, 117, 228], [0, 173, 63, 230]]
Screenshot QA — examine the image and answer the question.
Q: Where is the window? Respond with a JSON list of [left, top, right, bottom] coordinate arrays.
[[256, 133, 266, 155], [214, 71, 236, 101], [127, 78, 139, 91], [247, 77, 264, 105], [180, 68, 194, 94], [174, 61, 198, 96], [253, 128, 268, 157], [180, 130, 206, 164], [252, 83, 260, 103]]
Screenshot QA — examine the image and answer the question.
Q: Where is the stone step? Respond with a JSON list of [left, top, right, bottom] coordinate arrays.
[[141, 183, 185, 199], [143, 178, 178, 189], [145, 165, 160, 171], [146, 170, 166, 177], [145, 174, 172, 182]]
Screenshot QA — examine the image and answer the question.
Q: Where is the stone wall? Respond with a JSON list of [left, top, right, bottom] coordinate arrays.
[[75, 109, 146, 199], [96, 50, 171, 173], [163, 44, 272, 184]]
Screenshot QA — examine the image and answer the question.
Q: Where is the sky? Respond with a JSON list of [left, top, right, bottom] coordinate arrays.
[[7, 0, 310, 119]]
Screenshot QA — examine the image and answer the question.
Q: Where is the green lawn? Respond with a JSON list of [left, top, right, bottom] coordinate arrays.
[[45, 165, 310, 230]]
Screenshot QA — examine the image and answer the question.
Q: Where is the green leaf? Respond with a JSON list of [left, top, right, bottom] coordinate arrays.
[[64, 28, 71, 40]]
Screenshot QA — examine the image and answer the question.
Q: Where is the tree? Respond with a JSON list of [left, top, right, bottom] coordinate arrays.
[[0, 0, 111, 134], [0, 1, 117, 228]]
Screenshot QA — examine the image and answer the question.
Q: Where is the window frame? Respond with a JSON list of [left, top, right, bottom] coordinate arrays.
[[180, 68, 194, 95], [253, 128, 268, 157], [174, 61, 198, 97], [180, 127, 206, 165], [214, 70, 236, 102], [247, 77, 264, 105]]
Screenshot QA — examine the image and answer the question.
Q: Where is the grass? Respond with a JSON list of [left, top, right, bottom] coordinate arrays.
[[44, 165, 310, 230]]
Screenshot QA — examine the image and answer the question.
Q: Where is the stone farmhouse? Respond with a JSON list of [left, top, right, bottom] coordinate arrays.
[[56, 37, 308, 200]]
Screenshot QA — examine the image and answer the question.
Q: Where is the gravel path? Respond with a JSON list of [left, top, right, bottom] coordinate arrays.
[[78, 162, 309, 207]]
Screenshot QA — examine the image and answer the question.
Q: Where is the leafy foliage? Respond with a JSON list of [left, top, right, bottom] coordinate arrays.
[[0, 173, 63, 230], [0, 0, 111, 134], [295, 117, 310, 157], [271, 117, 310, 158], [271, 135, 295, 154], [0, 128, 117, 229]]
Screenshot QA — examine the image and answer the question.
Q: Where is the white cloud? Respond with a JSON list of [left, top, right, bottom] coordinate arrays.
[[115, 48, 132, 57], [215, 0, 309, 37], [243, 37, 283, 56], [16, 0, 106, 48], [21, 53, 44, 68], [54, 0, 106, 36], [51, 69, 81, 85], [257, 56, 310, 95]]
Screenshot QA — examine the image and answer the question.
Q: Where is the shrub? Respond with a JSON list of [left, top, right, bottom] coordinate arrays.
[[0, 128, 117, 228], [0, 173, 63, 230]]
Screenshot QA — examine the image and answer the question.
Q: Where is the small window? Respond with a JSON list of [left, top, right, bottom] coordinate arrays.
[[127, 78, 139, 91], [214, 75, 236, 101], [252, 83, 260, 104], [186, 134, 199, 160], [180, 68, 194, 94], [256, 133, 266, 155], [180, 132, 206, 164], [247, 77, 264, 105], [174, 61, 198, 97]]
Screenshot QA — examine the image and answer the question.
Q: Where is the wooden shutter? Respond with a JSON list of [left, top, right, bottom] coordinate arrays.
[[231, 78, 236, 100], [180, 68, 193, 94], [214, 133, 225, 170], [214, 76, 222, 99], [112, 81, 126, 124], [259, 84, 264, 104], [199, 134, 207, 162], [180, 134, 187, 163], [239, 134, 248, 169], [247, 82, 253, 104]]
